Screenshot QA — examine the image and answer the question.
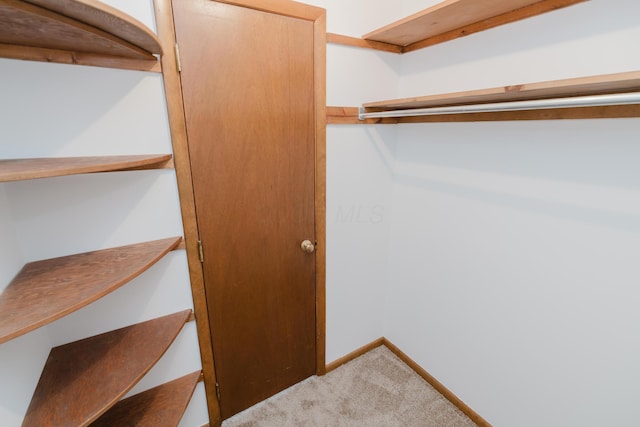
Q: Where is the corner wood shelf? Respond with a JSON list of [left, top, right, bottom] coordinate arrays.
[[0, 154, 173, 182], [0, 0, 163, 71], [22, 310, 192, 427], [90, 371, 201, 427], [360, 0, 586, 53], [328, 71, 640, 124], [0, 3, 200, 426], [0, 237, 181, 344]]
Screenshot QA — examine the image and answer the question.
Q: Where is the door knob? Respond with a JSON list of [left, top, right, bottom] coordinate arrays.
[[301, 240, 315, 254]]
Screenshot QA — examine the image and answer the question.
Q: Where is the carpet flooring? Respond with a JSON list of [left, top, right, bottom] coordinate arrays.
[[222, 345, 476, 426]]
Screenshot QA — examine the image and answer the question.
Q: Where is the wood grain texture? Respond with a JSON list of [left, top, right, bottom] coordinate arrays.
[[90, 370, 201, 427], [0, 42, 161, 71], [382, 338, 492, 427], [314, 12, 327, 377], [25, 0, 162, 54], [213, 0, 324, 21], [326, 33, 402, 54], [174, 1, 317, 418], [22, 310, 192, 427], [0, 0, 153, 59], [0, 0, 162, 68], [0, 155, 172, 182], [403, 0, 586, 53], [0, 237, 181, 344], [329, 104, 640, 124], [394, 104, 640, 122], [153, 0, 221, 424], [363, 0, 585, 48], [363, 71, 640, 110]]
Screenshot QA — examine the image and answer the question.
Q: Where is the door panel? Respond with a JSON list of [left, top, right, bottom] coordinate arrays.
[[172, 0, 317, 418]]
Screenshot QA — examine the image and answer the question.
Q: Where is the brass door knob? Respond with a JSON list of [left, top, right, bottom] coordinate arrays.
[[301, 240, 315, 253]]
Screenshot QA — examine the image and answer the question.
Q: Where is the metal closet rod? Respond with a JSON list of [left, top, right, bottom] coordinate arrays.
[[358, 92, 640, 120]]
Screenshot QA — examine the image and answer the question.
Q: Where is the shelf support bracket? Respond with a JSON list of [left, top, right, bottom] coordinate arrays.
[[358, 107, 366, 121]]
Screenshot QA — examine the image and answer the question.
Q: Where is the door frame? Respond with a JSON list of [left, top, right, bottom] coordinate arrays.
[[153, 0, 326, 424]]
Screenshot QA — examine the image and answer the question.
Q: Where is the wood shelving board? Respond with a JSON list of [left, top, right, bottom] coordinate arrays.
[[0, 237, 181, 344], [363, 71, 640, 111], [0, 154, 173, 182], [90, 371, 201, 427], [0, 0, 162, 71], [362, 0, 586, 52], [22, 310, 192, 427]]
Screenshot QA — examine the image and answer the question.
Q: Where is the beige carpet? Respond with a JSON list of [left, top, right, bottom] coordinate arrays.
[[222, 345, 476, 426]]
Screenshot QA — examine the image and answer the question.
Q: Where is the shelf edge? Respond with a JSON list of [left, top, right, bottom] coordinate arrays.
[[0, 237, 182, 344], [24, 0, 163, 55], [362, 0, 587, 51], [363, 71, 640, 110], [0, 43, 161, 72], [0, 154, 173, 183], [22, 310, 193, 427], [89, 370, 202, 427]]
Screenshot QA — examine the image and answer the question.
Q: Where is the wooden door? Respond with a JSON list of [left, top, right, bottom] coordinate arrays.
[[172, 0, 325, 419]]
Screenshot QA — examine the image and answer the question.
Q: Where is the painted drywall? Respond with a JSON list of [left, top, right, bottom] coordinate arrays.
[[324, 123, 396, 362], [384, 0, 640, 426], [400, 0, 442, 17], [0, 1, 400, 423], [398, 0, 640, 95], [0, 188, 22, 279], [306, 0, 416, 38], [0, 2, 208, 426], [302, 0, 402, 363], [324, 45, 399, 362]]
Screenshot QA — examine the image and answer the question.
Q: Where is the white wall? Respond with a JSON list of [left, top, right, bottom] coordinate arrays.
[[0, 1, 401, 423], [308, 0, 413, 38], [400, 0, 441, 17], [302, 0, 401, 363], [324, 123, 396, 362], [4, 1, 637, 425], [398, 0, 640, 95], [0, 188, 22, 280], [0, 2, 208, 426], [323, 45, 398, 362], [385, 0, 640, 426]]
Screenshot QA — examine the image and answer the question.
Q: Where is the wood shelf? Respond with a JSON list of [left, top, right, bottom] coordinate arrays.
[[22, 310, 192, 427], [90, 371, 201, 427], [362, 0, 585, 53], [0, 154, 173, 182], [0, 0, 162, 71], [0, 237, 181, 344], [326, 72, 640, 124], [363, 71, 640, 111]]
